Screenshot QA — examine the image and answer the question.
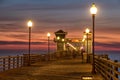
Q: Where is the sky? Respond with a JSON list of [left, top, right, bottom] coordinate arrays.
[[0, 0, 120, 54]]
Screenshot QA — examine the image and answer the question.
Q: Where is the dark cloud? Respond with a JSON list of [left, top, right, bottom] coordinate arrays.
[[0, 41, 46, 45], [0, 0, 87, 11], [96, 36, 113, 39], [0, 40, 55, 45], [95, 42, 120, 48], [0, 23, 26, 33], [96, 27, 120, 34], [6, 34, 27, 40]]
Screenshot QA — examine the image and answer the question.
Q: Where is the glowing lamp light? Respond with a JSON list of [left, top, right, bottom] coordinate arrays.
[[82, 39, 85, 42], [27, 20, 32, 27], [90, 3, 97, 15], [85, 28, 90, 33], [62, 39, 65, 42], [57, 36, 60, 40], [83, 35, 87, 39], [47, 33, 51, 37]]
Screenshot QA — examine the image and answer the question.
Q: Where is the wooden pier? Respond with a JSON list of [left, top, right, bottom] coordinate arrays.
[[0, 51, 119, 80], [0, 58, 103, 80]]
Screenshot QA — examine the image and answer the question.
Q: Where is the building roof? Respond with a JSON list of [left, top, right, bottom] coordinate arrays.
[[55, 30, 65, 33], [55, 30, 67, 35]]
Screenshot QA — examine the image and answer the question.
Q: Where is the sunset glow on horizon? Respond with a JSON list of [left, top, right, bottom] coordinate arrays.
[[0, 0, 120, 52]]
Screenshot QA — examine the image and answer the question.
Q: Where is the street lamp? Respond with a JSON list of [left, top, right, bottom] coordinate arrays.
[[27, 20, 33, 66], [90, 3, 97, 73], [85, 28, 90, 63], [47, 32, 51, 60]]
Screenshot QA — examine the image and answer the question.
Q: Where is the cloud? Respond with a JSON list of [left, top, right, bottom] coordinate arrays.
[[96, 36, 113, 39], [96, 27, 120, 34], [0, 41, 45, 45], [95, 42, 120, 48], [0, 40, 55, 45]]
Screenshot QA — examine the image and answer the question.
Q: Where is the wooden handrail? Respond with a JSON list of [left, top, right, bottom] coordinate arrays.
[[0, 51, 80, 72], [0, 55, 23, 72], [88, 54, 120, 80]]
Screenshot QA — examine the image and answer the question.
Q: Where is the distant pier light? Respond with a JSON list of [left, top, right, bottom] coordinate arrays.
[[57, 36, 60, 40], [85, 28, 90, 34], [62, 39, 65, 42], [47, 32, 51, 37], [27, 20, 33, 27]]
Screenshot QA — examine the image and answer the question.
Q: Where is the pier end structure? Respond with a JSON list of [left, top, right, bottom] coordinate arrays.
[[54, 30, 67, 52]]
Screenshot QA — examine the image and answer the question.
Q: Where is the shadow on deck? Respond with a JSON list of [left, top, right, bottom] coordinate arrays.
[[0, 58, 103, 80]]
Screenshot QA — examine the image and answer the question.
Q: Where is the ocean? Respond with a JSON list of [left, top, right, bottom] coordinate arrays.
[[0, 49, 49, 56], [0, 50, 120, 61], [96, 51, 120, 61]]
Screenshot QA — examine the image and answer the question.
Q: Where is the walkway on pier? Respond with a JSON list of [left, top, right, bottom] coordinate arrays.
[[0, 58, 103, 80]]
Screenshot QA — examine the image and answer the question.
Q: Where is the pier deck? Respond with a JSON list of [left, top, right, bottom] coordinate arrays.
[[0, 58, 103, 80]]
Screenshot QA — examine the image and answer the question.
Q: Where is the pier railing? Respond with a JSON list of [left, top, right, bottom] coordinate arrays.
[[0, 50, 80, 72], [1, 51, 120, 80], [23, 50, 77, 66], [0, 55, 23, 71], [88, 54, 120, 80]]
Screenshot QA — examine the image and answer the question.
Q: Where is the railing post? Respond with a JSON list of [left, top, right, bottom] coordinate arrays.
[[114, 60, 118, 79], [3, 58, 5, 71], [8, 56, 11, 70], [17, 55, 19, 68], [13, 57, 15, 68], [23, 54, 29, 66], [107, 58, 113, 80], [21, 56, 23, 67], [87, 54, 90, 63]]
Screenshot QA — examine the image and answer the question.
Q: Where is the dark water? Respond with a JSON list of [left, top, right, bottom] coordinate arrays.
[[96, 51, 120, 61], [0, 50, 120, 61], [0, 49, 55, 56]]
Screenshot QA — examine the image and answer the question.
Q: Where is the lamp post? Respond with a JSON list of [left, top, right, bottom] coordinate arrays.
[[90, 3, 97, 73], [81, 35, 86, 63], [85, 28, 90, 63], [82, 35, 86, 51], [27, 20, 32, 66], [47, 32, 51, 60]]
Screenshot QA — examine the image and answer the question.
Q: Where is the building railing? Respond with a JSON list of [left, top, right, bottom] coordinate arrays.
[[88, 54, 120, 80]]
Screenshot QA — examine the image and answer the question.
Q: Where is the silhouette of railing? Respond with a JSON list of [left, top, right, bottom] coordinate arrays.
[[23, 50, 80, 66], [88, 54, 120, 80], [0, 55, 23, 71], [0, 51, 80, 72]]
